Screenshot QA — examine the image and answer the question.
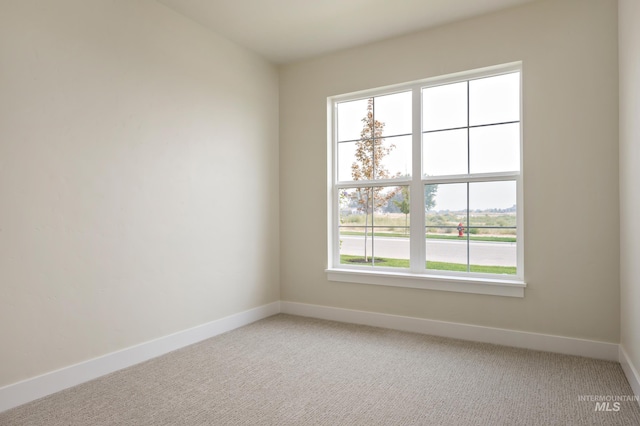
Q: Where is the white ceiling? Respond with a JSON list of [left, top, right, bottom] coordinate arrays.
[[157, 0, 536, 64]]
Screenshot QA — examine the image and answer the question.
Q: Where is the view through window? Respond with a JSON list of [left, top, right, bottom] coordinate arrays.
[[331, 64, 522, 281]]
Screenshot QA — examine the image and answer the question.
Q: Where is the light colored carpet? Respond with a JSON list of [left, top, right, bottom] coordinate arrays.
[[1, 314, 639, 425]]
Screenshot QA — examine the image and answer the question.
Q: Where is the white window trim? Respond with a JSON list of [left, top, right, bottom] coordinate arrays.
[[326, 62, 526, 298], [326, 269, 525, 298]]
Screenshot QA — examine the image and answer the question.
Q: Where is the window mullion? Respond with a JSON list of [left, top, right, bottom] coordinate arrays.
[[466, 81, 470, 273], [422, 172, 520, 185], [371, 100, 375, 266], [410, 87, 424, 273], [329, 101, 337, 269]]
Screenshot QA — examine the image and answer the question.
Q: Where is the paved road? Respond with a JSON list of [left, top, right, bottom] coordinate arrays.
[[340, 235, 516, 266]]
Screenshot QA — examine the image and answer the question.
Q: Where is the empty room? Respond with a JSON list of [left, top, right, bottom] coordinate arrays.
[[1, 0, 639, 424]]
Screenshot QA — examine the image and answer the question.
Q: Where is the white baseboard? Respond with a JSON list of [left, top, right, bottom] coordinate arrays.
[[1, 300, 628, 414], [280, 301, 619, 361], [0, 301, 280, 413], [619, 345, 640, 404]]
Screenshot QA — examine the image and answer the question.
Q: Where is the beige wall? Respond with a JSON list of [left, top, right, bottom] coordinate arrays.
[[619, 0, 640, 380], [0, 0, 626, 395], [0, 0, 279, 387], [280, 0, 619, 342]]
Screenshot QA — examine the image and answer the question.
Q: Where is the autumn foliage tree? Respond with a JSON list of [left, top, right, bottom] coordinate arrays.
[[350, 98, 397, 262]]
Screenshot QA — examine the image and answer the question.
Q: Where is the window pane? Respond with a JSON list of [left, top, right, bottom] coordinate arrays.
[[346, 135, 411, 181], [469, 72, 520, 126], [339, 187, 373, 266], [377, 135, 412, 179], [469, 240, 516, 275], [340, 226, 374, 266], [423, 128, 468, 177], [374, 186, 410, 268], [470, 123, 520, 174], [422, 81, 467, 132], [337, 141, 356, 182], [337, 98, 368, 142], [339, 186, 409, 268], [469, 181, 516, 213], [386, 186, 411, 234], [375, 91, 412, 137], [468, 181, 517, 275], [425, 183, 468, 272], [344, 95, 410, 182]]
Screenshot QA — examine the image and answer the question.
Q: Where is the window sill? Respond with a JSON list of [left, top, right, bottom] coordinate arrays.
[[325, 268, 525, 297]]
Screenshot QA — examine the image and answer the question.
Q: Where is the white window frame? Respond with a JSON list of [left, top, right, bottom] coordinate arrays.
[[326, 62, 526, 298]]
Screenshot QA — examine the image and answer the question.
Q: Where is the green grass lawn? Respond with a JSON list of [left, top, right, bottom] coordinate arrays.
[[340, 255, 516, 275], [340, 231, 516, 243]]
